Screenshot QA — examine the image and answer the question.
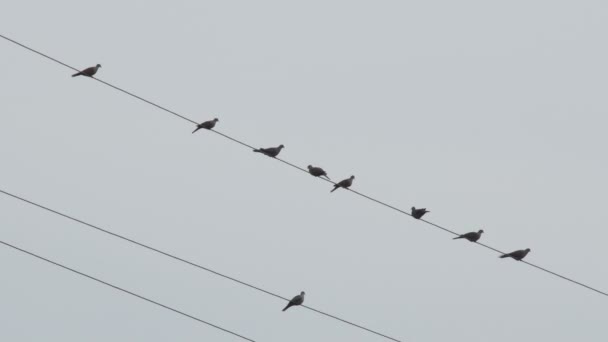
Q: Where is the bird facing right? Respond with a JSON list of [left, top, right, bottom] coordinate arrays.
[[453, 229, 484, 242], [282, 291, 305, 312], [330, 176, 355, 193], [192, 118, 219, 133], [499, 248, 531, 261], [72, 64, 101, 77], [253, 144, 284, 158]]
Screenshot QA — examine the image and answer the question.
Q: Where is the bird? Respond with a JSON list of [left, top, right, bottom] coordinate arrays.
[[453, 229, 484, 242], [253, 145, 284, 158], [499, 248, 531, 261], [331, 175, 354, 192], [308, 165, 330, 180], [411, 207, 429, 219], [192, 118, 219, 133], [283, 291, 305, 312], [72, 64, 101, 77]]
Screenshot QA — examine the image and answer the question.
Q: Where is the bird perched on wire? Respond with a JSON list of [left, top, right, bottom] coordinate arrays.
[[499, 248, 531, 261], [72, 64, 101, 77], [253, 145, 284, 158], [331, 175, 355, 193], [453, 230, 484, 242], [192, 118, 219, 133], [308, 165, 330, 180], [411, 207, 429, 219], [283, 291, 305, 312]]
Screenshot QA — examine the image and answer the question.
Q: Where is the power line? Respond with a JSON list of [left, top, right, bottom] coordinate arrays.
[[0, 188, 403, 342], [1, 34, 606, 299], [0, 239, 256, 342]]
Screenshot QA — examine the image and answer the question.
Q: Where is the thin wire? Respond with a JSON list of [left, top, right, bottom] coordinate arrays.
[[1, 34, 607, 299], [0, 188, 402, 342], [0, 239, 256, 342], [0, 34, 197, 125]]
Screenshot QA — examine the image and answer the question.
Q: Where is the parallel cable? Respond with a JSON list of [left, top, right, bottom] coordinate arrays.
[[0, 239, 255, 342], [1, 34, 607, 299], [0, 188, 402, 342]]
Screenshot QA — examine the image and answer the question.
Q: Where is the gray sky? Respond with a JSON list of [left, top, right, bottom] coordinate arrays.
[[1, 1, 607, 341]]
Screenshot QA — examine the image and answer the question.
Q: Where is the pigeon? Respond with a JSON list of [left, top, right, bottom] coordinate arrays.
[[499, 248, 531, 261], [192, 118, 219, 133], [453, 229, 484, 242], [72, 64, 101, 77], [253, 145, 284, 158], [331, 175, 355, 193], [282, 291, 305, 312], [308, 165, 330, 180], [411, 207, 429, 219]]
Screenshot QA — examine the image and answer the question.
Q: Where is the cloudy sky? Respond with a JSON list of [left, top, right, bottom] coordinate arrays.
[[1, 1, 607, 341]]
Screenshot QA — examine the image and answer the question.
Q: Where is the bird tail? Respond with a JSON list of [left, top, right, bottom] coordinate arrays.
[[253, 149, 261, 153], [192, 127, 201, 134], [322, 175, 331, 180], [330, 186, 338, 193], [282, 303, 292, 312], [71, 72, 81, 77], [453, 236, 463, 240], [499, 254, 509, 258]]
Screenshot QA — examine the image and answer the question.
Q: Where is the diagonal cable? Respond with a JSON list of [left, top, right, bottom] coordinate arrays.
[[0, 239, 255, 341], [1, 33, 607, 300], [0, 188, 403, 342]]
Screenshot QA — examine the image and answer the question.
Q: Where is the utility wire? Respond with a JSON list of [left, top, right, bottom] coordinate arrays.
[[0, 239, 256, 342], [1, 34, 607, 299], [0, 188, 402, 342]]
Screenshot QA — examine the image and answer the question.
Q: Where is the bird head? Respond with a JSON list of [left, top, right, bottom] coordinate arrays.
[[96, 64, 102, 68], [279, 144, 285, 149], [300, 291, 305, 296], [350, 175, 355, 179], [525, 248, 531, 252], [478, 229, 485, 234], [411, 206, 416, 211], [213, 118, 219, 122], [307, 165, 313, 169]]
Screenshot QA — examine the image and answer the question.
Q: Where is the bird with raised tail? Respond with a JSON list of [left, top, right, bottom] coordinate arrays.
[[331, 175, 354, 193], [282, 291, 305, 312], [192, 118, 218, 133], [253, 145, 284, 158], [308, 165, 330, 180], [411, 207, 429, 219], [499, 248, 531, 261], [72, 64, 101, 77], [453, 230, 484, 242]]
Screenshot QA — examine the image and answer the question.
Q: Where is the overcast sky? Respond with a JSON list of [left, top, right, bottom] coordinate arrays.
[[1, 1, 607, 341]]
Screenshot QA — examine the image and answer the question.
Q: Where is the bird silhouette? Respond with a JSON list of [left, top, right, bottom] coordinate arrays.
[[282, 291, 305, 312], [411, 207, 429, 219], [331, 176, 355, 193], [308, 165, 330, 180], [72, 64, 101, 77], [192, 118, 219, 133], [453, 230, 484, 242], [253, 145, 284, 158], [499, 248, 531, 261]]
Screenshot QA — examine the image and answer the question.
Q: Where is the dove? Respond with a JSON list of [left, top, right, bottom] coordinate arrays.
[[308, 165, 330, 180], [283, 291, 305, 312], [331, 175, 355, 193], [192, 118, 219, 133], [253, 145, 284, 158], [499, 248, 531, 261], [453, 230, 484, 242], [72, 64, 101, 77], [411, 207, 429, 219]]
